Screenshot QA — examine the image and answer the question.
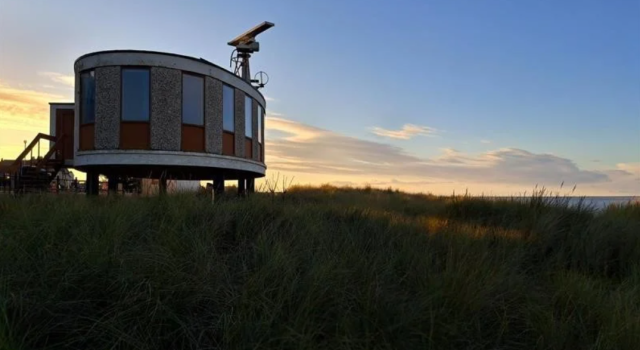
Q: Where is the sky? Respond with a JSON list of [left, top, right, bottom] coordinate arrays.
[[0, 0, 638, 195]]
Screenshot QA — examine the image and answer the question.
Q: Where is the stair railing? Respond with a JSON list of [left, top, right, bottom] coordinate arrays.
[[35, 134, 67, 169], [7, 133, 57, 174]]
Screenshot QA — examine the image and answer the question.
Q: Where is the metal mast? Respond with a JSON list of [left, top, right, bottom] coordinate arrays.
[[228, 21, 274, 84]]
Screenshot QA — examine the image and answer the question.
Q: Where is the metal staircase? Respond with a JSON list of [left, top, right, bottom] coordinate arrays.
[[0, 133, 68, 194]]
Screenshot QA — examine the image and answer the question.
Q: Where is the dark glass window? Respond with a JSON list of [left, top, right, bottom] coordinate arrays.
[[121, 68, 150, 121], [80, 71, 95, 124], [258, 105, 263, 143], [223, 85, 234, 131], [182, 74, 204, 125], [245, 96, 252, 138]]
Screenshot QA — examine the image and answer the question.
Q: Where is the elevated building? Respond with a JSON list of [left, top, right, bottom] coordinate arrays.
[[1, 22, 274, 195]]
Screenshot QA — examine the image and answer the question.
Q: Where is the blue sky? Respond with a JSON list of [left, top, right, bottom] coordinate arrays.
[[1, 0, 638, 195]]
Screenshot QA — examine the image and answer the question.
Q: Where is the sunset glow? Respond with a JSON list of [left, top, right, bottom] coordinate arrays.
[[1, 0, 638, 196]]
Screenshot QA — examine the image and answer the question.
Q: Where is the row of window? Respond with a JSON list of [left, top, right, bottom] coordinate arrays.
[[80, 68, 265, 140]]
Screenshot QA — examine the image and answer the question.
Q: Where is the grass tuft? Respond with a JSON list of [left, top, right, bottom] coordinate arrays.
[[0, 188, 638, 349]]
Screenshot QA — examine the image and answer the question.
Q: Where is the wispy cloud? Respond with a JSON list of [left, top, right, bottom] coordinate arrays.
[[264, 117, 635, 195], [616, 162, 640, 177], [327, 179, 452, 187], [264, 95, 277, 102], [0, 80, 66, 132], [38, 72, 74, 88], [266, 111, 285, 117], [481, 139, 492, 144], [587, 163, 640, 195], [370, 124, 437, 140]]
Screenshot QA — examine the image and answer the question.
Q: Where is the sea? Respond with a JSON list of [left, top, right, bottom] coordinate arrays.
[[496, 196, 639, 211], [566, 196, 639, 210]]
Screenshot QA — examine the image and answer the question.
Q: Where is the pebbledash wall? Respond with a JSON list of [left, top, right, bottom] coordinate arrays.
[[72, 50, 266, 180]]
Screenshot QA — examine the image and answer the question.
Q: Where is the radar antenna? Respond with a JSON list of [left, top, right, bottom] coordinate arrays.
[[228, 21, 274, 84]]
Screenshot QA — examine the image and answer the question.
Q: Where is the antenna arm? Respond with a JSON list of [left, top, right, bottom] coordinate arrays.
[[229, 49, 237, 68]]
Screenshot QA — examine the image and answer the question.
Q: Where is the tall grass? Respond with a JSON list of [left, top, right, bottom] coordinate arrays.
[[0, 188, 638, 349]]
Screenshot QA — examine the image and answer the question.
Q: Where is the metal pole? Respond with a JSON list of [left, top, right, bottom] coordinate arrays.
[[240, 53, 251, 83]]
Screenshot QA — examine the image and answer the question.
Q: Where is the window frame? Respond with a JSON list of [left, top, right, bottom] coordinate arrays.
[[120, 67, 151, 122], [257, 104, 263, 144], [245, 95, 253, 139], [222, 84, 235, 132], [181, 72, 205, 127], [80, 70, 96, 125]]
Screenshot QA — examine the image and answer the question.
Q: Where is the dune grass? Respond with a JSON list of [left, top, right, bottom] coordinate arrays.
[[0, 186, 638, 349]]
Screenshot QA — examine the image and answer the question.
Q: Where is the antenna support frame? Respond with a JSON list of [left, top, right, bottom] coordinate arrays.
[[228, 21, 274, 83]]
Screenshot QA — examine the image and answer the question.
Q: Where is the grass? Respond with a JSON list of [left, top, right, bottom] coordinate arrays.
[[0, 186, 638, 349]]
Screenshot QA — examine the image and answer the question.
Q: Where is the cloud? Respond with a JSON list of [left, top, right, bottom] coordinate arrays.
[[266, 117, 615, 191], [38, 72, 74, 88], [266, 111, 285, 117], [373, 179, 453, 186], [582, 163, 640, 195], [370, 124, 437, 139], [616, 162, 640, 176], [0, 79, 66, 132], [263, 95, 277, 102], [481, 139, 492, 144]]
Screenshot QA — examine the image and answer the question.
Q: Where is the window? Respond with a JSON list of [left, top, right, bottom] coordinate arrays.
[[222, 85, 234, 132], [80, 71, 95, 124], [258, 105, 263, 143], [121, 68, 150, 121], [245, 96, 252, 138], [182, 74, 204, 125]]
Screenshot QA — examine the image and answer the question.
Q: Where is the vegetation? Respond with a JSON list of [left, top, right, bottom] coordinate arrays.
[[0, 186, 638, 349]]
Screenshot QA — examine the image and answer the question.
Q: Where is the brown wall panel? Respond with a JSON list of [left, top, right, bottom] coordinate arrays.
[[120, 122, 150, 149], [223, 132, 234, 156], [56, 109, 75, 159], [245, 138, 253, 159], [181, 125, 205, 152], [79, 124, 94, 150]]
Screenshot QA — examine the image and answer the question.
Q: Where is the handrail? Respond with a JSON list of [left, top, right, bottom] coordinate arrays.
[[35, 134, 67, 169], [7, 133, 58, 173]]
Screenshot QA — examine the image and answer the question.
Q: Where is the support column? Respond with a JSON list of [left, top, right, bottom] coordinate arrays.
[[10, 174, 16, 193], [246, 178, 255, 194], [86, 171, 99, 196], [159, 178, 167, 195], [108, 175, 118, 195], [213, 174, 225, 197], [238, 178, 246, 196]]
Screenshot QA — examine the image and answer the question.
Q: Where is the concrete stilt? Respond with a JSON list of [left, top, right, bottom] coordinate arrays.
[[86, 171, 99, 196], [238, 178, 246, 196], [213, 174, 225, 197], [246, 178, 255, 193], [159, 178, 167, 195], [108, 175, 118, 195]]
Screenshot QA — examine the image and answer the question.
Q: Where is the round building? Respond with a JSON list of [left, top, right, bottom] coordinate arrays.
[[71, 50, 266, 194]]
